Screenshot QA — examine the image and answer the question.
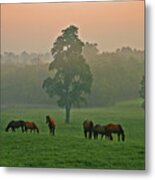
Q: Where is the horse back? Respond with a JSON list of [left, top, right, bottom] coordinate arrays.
[[25, 121, 39, 132], [93, 124, 105, 134], [25, 121, 34, 128], [105, 123, 124, 133]]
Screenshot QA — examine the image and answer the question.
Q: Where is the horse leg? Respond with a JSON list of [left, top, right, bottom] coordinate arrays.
[[94, 133, 98, 140], [89, 130, 92, 139], [84, 130, 87, 139], [50, 128, 52, 134], [93, 131, 96, 139], [52, 128, 54, 136], [109, 134, 113, 141], [101, 133, 104, 140], [96, 133, 98, 139], [51, 128, 53, 135], [21, 126, 25, 133], [105, 135, 107, 141], [53, 128, 55, 136], [118, 133, 120, 141]]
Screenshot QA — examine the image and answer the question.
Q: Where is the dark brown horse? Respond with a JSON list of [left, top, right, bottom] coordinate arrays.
[[24, 121, 39, 133], [93, 124, 112, 140], [46, 115, 56, 136], [83, 120, 94, 139], [5, 120, 25, 132], [104, 123, 125, 141]]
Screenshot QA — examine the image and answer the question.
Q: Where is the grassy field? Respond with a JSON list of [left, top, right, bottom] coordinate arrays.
[[0, 99, 145, 170]]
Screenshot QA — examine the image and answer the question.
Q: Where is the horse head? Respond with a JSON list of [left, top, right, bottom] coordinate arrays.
[[5, 120, 15, 132], [46, 115, 50, 124]]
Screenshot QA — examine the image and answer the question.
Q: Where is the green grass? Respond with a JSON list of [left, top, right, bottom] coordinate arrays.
[[0, 99, 145, 170]]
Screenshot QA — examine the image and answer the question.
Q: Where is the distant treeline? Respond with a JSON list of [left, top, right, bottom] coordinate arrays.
[[1, 51, 52, 65], [1, 46, 144, 107]]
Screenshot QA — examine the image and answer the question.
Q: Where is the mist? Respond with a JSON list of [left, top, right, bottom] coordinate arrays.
[[1, 46, 144, 108]]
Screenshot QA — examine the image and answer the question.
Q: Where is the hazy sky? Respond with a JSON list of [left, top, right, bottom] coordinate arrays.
[[1, 1, 144, 53]]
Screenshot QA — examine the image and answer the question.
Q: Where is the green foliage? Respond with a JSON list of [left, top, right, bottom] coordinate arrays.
[[83, 45, 144, 106], [0, 99, 144, 169], [1, 47, 144, 108], [43, 25, 93, 123], [1, 64, 56, 107]]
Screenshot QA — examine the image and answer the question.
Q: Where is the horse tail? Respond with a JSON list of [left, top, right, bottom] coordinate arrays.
[[33, 123, 39, 133], [118, 124, 125, 141]]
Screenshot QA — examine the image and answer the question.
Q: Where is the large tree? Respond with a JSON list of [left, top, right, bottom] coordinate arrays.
[[43, 25, 93, 123]]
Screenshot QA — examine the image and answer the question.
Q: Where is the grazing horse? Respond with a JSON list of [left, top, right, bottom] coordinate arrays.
[[24, 121, 39, 133], [93, 124, 112, 140], [83, 120, 94, 139], [104, 123, 125, 141], [5, 120, 25, 132], [46, 115, 56, 136]]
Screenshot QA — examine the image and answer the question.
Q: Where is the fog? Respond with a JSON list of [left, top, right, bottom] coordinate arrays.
[[1, 46, 144, 108]]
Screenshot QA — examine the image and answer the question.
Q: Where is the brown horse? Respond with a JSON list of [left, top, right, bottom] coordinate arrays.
[[104, 123, 125, 141], [93, 124, 113, 140], [24, 121, 39, 133], [46, 115, 56, 136], [83, 120, 94, 139]]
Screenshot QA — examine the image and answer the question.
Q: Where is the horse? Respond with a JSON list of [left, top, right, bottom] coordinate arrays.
[[46, 115, 56, 136], [83, 120, 94, 139], [5, 120, 25, 132], [93, 124, 113, 140], [24, 121, 39, 133], [104, 123, 125, 141]]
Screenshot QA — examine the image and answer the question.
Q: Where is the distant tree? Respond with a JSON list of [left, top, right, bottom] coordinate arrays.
[[20, 51, 29, 64], [120, 46, 133, 53], [82, 42, 99, 62], [43, 25, 93, 123], [3, 52, 17, 64], [139, 75, 145, 108]]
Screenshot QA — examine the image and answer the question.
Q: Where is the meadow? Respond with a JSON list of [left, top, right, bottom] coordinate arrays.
[[0, 99, 145, 170]]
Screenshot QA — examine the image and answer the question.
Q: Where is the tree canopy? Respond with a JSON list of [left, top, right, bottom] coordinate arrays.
[[43, 25, 93, 123]]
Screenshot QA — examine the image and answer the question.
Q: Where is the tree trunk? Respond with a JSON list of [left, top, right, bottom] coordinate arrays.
[[65, 106, 71, 124]]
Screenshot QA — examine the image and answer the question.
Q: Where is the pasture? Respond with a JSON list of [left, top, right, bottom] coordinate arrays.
[[0, 99, 145, 170]]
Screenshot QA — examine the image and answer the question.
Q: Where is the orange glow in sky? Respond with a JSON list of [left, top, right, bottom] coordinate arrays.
[[1, 1, 144, 53]]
